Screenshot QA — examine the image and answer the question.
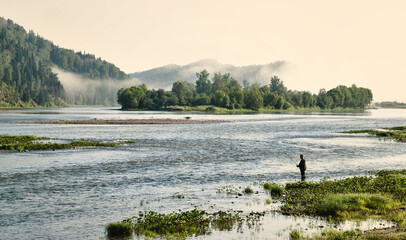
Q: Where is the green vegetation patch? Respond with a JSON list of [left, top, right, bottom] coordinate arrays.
[[71, 141, 117, 147], [0, 134, 117, 151], [107, 209, 250, 239], [281, 170, 406, 221], [341, 126, 406, 142], [263, 182, 284, 198], [106, 222, 132, 238], [243, 187, 254, 194]]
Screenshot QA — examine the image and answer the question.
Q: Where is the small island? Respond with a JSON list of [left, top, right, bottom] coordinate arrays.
[[117, 72, 373, 112]]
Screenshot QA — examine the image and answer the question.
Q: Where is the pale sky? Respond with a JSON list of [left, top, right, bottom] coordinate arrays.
[[2, 0, 406, 102]]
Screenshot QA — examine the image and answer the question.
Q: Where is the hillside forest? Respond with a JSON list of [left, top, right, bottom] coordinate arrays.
[[0, 17, 128, 107], [117, 70, 373, 111]]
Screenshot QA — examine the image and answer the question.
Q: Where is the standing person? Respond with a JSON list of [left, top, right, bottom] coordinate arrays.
[[296, 154, 307, 181]]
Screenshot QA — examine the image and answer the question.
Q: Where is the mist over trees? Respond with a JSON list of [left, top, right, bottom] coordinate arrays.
[[0, 17, 128, 107], [118, 70, 373, 110]]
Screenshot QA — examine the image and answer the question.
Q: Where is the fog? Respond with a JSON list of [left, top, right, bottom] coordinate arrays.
[[130, 59, 288, 90], [52, 67, 140, 106]]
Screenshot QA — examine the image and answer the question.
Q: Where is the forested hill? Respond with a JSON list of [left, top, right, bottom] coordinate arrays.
[[0, 17, 129, 107], [130, 59, 285, 90]]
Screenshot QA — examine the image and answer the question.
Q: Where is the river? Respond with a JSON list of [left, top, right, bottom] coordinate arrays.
[[0, 108, 405, 239]]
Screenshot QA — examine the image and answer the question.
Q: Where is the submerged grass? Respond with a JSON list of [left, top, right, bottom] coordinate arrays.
[[341, 126, 406, 142], [0, 134, 118, 151]]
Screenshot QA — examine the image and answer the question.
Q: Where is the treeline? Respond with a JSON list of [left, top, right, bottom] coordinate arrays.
[[117, 70, 373, 110], [376, 101, 406, 109], [0, 17, 128, 107]]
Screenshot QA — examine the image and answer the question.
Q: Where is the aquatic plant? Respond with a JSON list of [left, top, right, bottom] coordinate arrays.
[[341, 126, 406, 142], [107, 209, 260, 239], [263, 182, 284, 198], [71, 140, 117, 147], [127, 209, 242, 238], [318, 193, 399, 218], [289, 229, 301, 240], [106, 221, 132, 237], [0, 134, 118, 151], [244, 187, 254, 194]]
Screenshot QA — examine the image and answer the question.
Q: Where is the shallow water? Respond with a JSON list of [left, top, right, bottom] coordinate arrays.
[[0, 108, 405, 239]]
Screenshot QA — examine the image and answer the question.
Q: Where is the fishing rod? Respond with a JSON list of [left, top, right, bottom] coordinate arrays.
[[283, 151, 298, 165]]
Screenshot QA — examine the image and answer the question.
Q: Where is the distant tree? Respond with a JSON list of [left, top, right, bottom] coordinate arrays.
[[195, 69, 211, 95], [227, 79, 244, 109], [269, 76, 287, 96], [317, 89, 333, 109], [193, 93, 211, 106], [212, 90, 230, 108], [172, 81, 194, 106], [263, 92, 279, 108], [244, 84, 263, 110]]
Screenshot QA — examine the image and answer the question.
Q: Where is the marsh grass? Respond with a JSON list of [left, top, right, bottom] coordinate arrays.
[[341, 126, 406, 142], [319, 193, 399, 219], [0, 134, 118, 151], [106, 221, 132, 237], [115, 209, 248, 239], [290, 229, 301, 240], [281, 170, 406, 222], [71, 140, 117, 147], [263, 183, 284, 198], [244, 187, 254, 194]]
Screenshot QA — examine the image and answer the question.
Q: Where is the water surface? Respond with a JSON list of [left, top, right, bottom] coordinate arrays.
[[0, 108, 405, 239]]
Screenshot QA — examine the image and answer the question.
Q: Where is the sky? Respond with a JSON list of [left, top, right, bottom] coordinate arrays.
[[2, 0, 406, 102]]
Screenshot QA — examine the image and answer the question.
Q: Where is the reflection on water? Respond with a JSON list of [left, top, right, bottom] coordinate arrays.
[[0, 108, 405, 239]]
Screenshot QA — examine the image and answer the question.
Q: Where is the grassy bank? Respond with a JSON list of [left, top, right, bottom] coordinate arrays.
[[283, 170, 406, 239], [0, 134, 119, 151], [341, 126, 406, 142]]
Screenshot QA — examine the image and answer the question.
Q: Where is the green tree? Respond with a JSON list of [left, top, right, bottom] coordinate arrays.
[[269, 76, 287, 96], [227, 79, 244, 109], [244, 84, 263, 110], [264, 92, 279, 108], [195, 69, 211, 95], [212, 90, 230, 108], [317, 89, 333, 109], [172, 81, 194, 106]]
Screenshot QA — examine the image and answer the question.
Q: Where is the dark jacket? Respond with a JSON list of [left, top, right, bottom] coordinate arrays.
[[298, 159, 307, 171]]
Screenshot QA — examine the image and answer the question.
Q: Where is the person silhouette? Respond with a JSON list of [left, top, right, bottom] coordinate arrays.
[[296, 154, 307, 181]]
